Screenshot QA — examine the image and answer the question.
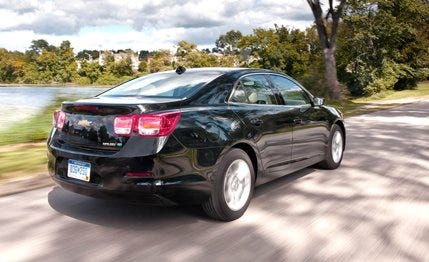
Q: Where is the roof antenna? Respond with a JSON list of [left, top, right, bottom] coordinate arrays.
[[175, 66, 186, 75]]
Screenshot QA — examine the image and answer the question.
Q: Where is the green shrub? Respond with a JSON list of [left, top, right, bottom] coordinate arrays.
[[73, 76, 91, 85]]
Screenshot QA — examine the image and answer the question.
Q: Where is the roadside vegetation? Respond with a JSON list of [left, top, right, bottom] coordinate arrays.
[[0, 98, 63, 146], [0, 143, 47, 180], [329, 81, 429, 116]]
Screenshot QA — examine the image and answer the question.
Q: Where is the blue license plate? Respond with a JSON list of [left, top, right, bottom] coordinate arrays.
[[67, 159, 91, 182]]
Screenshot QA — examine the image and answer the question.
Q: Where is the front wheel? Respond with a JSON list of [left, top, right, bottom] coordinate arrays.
[[202, 149, 255, 221], [318, 124, 344, 169]]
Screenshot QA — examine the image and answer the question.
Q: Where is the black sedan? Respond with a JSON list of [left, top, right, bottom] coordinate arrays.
[[48, 67, 345, 221]]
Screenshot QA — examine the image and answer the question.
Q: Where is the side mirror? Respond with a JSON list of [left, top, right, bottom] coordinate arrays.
[[313, 97, 325, 106]]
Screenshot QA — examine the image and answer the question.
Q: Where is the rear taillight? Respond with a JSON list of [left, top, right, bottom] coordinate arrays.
[[114, 112, 180, 137], [114, 116, 134, 136], [138, 112, 180, 136], [53, 110, 66, 129]]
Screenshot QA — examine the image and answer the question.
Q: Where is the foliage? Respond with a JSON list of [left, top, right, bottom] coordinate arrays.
[[139, 50, 150, 60], [107, 57, 133, 77], [0, 48, 26, 82], [138, 60, 149, 73], [0, 98, 63, 145], [148, 49, 173, 73], [215, 30, 243, 54], [95, 73, 133, 86], [76, 49, 100, 60], [77, 60, 102, 84], [57, 41, 78, 82], [176, 40, 197, 57], [237, 25, 326, 95], [175, 40, 239, 68], [1, 40, 77, 84], [337, 0, 429, 95]]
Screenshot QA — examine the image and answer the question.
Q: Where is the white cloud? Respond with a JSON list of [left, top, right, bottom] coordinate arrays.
[[0, 0, 314, 52]]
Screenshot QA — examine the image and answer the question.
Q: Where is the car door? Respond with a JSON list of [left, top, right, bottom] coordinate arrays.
[[229, 74, 295, 179], [268, 74, 329, 165]]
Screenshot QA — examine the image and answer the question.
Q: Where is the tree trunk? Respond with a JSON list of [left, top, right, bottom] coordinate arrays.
[[323, 47, 341, 99], [307, 0, 345, 100]]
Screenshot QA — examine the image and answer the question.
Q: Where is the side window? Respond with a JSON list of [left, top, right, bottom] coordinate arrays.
[[269, 75, 311, 106], [230, 75, 277, 105]]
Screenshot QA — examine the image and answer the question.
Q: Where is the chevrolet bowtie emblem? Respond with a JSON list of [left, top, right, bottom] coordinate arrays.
[[77, 119, 92, 128]]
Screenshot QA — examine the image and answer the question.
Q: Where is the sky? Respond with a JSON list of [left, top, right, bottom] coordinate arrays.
[[0, 0, 314, 53]]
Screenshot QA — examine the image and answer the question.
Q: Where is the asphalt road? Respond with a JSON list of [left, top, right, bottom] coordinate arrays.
[[1, 101, 428, 262]]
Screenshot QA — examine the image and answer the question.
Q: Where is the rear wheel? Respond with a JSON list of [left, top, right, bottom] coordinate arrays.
[[318, 124, 344, 169], [202, 149, 255, 221]]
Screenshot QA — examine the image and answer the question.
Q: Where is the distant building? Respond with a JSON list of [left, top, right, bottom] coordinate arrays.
[[97, 50, 140, 72]]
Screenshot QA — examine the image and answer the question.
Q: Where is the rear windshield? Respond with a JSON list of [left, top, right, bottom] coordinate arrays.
[[99, 71, 222, 98]]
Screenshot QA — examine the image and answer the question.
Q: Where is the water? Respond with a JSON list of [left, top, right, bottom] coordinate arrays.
[[0, 86, 109, 131]]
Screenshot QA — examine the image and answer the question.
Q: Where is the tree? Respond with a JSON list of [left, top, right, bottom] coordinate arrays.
[[138, 60, 148, 73], [138, 50, 150, 61], [175, 40, 237, 68], [215, 30, 243, 54], [36, 50, 59, 82], [239, 28, 285, 69], [29, 39, 50, 54], [78, 60, 101, 83], [0, 49, 25, 82], [24, 39, 56, 63], [57, 40, 77, 82], [102, 51, 115, 65], [16, 39, 79, 83], [176, 40, 197, 57], [307, 0, 346, 99], [108, 57, 133, 76], [76, 50, 100, 60], [337, 0, 429, 95], [237, 26, 317, 81], [149, 50, 173, 73]]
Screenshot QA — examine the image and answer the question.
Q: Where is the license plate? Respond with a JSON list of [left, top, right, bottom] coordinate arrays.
[[67, 159, 91, 182]]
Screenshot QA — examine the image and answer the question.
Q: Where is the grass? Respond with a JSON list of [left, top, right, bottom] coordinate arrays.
[[0, 143, 47, 180], [328, 100, 406, 117], [354, 81, 429, 102], [0, 98, 63, 146], [329, 81, 429, 117]]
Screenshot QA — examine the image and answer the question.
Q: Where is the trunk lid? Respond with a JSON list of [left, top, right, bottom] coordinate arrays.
[[57, 96, 181, 151]]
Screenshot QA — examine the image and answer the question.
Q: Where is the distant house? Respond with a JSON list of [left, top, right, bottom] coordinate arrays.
[[98, 50, 140, 72]]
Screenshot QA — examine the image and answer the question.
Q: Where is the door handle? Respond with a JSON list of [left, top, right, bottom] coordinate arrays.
[[293, 118, 303, 125], [250, 118, 263, 126]]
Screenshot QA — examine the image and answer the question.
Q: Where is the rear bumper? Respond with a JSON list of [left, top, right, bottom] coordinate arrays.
[[47, 144, 213, 205], [51, 175, 211, 205]]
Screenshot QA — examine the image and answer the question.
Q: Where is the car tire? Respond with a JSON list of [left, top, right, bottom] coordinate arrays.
[[202, 148, 255, 221], [317, 124, 344, 170]]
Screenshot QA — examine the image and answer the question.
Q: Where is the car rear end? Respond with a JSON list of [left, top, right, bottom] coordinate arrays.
[[47, 70, 227, 204]]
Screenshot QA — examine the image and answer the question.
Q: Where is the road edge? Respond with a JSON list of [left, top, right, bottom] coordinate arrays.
[[0, 174, 54, 197]]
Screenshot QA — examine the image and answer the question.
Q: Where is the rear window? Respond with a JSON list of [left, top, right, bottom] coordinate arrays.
[[99, 71, 223, 98]]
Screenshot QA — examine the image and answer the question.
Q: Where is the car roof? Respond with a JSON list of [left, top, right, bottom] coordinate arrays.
[[157, 67, 279, 77]]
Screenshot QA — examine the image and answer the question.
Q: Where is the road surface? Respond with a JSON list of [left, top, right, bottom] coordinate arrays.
[[1, 100, 428, 262]]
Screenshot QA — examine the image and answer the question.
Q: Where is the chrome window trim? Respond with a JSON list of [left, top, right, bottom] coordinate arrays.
[[266, 73, 313, 106], [227, 73, 279, 106], [227, 72, 314, 107]]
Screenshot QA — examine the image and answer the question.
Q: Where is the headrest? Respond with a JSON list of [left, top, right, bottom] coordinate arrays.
[[248, 92, 258, 103]]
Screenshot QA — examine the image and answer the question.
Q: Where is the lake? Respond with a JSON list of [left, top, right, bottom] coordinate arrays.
[[0, 86, 109, 131]]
